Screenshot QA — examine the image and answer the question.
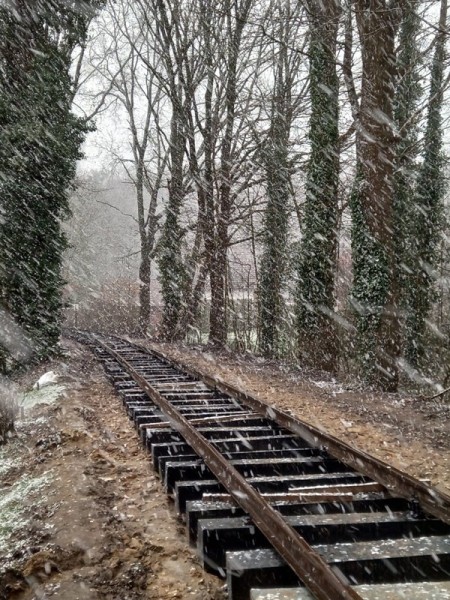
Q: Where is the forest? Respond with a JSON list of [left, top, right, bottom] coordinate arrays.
[[1, 0, 450, 394]]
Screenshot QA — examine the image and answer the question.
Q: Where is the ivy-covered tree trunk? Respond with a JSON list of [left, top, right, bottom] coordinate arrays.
[[259, 47, 292, 358], [404, 0, 448, 367], [135, 157, 151, 335], [138, 235, 152, 335], [0, 1, 97, 365], [295, 0, 341, 372], [158, 102, 187, 341], [351, 1, 402, 391], [393, 0, 422, 359]]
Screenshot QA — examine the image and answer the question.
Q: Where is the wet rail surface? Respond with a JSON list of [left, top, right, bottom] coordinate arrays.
[[79, 333, 450, 600]]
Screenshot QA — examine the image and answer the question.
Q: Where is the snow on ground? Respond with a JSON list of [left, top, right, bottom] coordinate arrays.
[[311, 379, 345, 395], [20, 384, 66, 410], [0, 473, 52, 557]]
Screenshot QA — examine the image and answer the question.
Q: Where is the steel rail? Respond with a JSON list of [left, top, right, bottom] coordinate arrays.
[[142, 341, 450, 525], [94, 336, 362, 600]]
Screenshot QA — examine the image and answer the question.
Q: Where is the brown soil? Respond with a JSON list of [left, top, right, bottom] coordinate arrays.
[[144, 341, 450, 495], [0, 340, 224, 600]]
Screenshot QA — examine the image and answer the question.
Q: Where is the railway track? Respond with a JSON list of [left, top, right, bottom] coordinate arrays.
[[78, 332, 450, 600]]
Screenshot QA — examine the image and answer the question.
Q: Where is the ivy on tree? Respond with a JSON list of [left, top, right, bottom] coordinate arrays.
[[295, 0, 340, 372], [404, 0, 448, 368], [393, 0, 422, 363], [0, 1, 102, 367], [350, 1, 401, 391], [259, 44, 292, 359]]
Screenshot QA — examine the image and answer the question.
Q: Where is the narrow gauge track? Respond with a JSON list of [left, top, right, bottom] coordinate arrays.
[[78, 333, 450, 600]]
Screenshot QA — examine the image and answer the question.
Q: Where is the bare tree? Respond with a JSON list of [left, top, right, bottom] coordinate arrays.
[[203, 0, 254, 346], [84, 0, 169, 333]]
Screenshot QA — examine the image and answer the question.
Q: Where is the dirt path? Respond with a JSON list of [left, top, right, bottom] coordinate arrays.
[[0, 340, 223, 600], [145, 341, 450, 495]]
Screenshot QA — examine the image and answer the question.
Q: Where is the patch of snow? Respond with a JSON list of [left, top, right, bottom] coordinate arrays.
[[0, 472, 52, 555], [0, 456, 16, 477], [20, 384, 66, 410], [33, 370, 59, 390], [30, 415, 49, 425], [0, 443, 22, 477], [312, 380, 345, 394]]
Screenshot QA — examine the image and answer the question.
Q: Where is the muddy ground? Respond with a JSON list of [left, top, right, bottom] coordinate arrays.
[[0, 337, 449, 600], [0, 340, 224, 600]]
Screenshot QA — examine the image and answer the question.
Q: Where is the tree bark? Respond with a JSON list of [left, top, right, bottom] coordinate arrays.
[[259, 17, 293, 358], [208, 0, 253, 347], [352, 0, 403, 391], [138, 236, 152, 335], [159, 99, 187, 341], [404, 0, 448, 367], [295, 0, 341, 372]]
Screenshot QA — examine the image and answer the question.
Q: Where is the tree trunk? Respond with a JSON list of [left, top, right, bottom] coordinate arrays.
[[138, 238, 151, 335], [259, 38, 292, 358], [295, 0, 341, 372], [352, 1, 402, 391], [209, 241, 228, 345], [208, 0, 252, 347], [158, 100, 186, 341], [404, 0, 448, 367], [135, 157, 151, 336], [393, 0, 422, 361]]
